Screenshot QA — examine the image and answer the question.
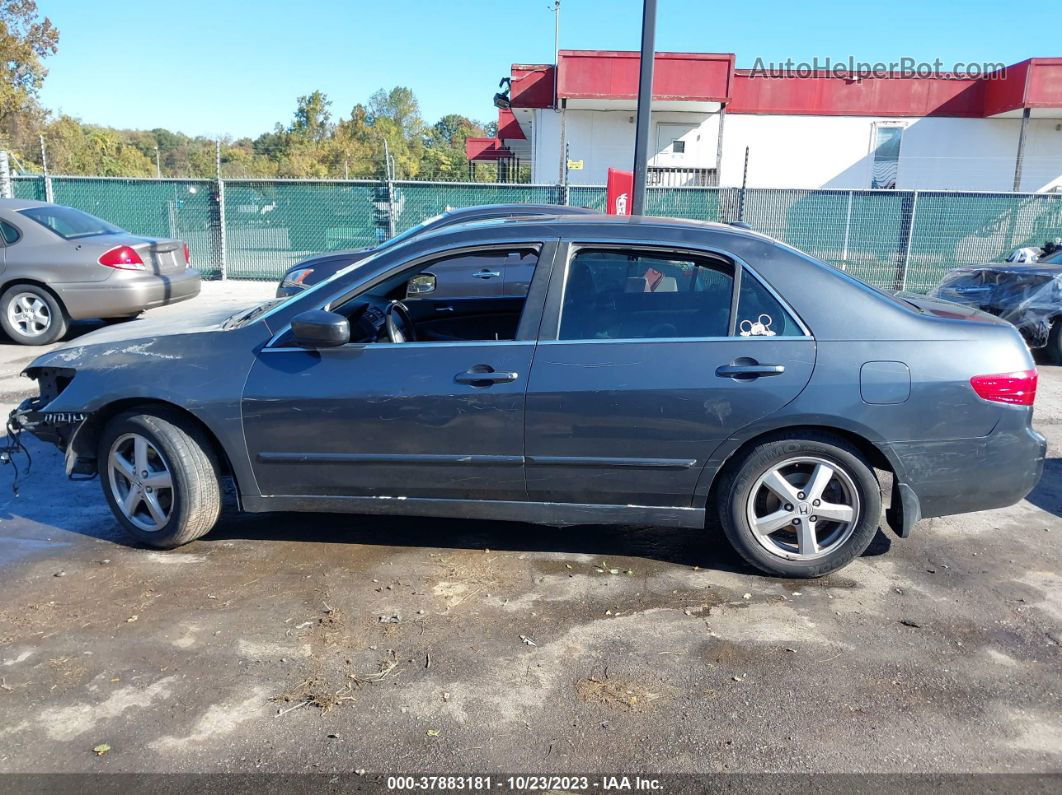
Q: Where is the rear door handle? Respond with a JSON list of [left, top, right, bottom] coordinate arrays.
[[716, 363, 785, 378], [473, 270, 501, 279], [455, 367, 519, 386]]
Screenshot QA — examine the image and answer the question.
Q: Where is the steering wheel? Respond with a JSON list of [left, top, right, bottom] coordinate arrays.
[[385, 299, 416, 343]]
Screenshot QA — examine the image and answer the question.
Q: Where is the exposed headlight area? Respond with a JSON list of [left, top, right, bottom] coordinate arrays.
[[22, 366, 77, 409]]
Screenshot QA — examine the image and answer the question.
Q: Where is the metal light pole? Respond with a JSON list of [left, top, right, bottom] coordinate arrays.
[[154, 145, 161, 178], [630, 0, 657, 216], [39, 134, 54, 203], [552, 1, 561, 112]]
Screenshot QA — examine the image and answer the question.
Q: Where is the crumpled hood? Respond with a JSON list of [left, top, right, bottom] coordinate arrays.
[[26, 301, 263, 371]]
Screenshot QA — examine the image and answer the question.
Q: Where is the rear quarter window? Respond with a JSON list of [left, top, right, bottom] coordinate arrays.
[[0, 221, 20, 245], [735, 270, 805, 337]]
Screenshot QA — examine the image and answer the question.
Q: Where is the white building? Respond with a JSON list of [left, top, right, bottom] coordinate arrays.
[[467, 51, 1062, 192]]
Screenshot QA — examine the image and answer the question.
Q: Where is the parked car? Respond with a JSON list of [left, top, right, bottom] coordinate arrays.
[[276, 204, 597, 298], [930, 247, 1062, 362], [14, 215, 1045, 577], [0, 199, 201, 345]]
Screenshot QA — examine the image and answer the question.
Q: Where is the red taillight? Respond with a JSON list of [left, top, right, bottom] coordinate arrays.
[[98, 245, 145, 270], [970, 369, 1037, 406], [182, 242, 191, 265]]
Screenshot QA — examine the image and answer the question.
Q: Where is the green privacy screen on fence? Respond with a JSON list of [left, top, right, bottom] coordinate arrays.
[[10, 175, 1062, 289]]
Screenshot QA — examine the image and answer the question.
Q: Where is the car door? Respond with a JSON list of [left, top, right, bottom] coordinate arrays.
[[428, 249, 505, 300], [523, 242, 816, 508], [241, 240, 558, 504]]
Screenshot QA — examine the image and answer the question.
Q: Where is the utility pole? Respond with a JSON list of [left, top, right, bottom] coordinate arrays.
[[1013, 107, 1031, 192], [0, 151, 12, 199], [39, 134, 54, 203], [630, 0, 657, 216], [552, 1, 561, 112], [154, 145, 161, 178], [215, 139, 227, 279]]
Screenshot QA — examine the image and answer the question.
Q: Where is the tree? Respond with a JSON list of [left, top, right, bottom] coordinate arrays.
[[291, 90, 333, 142], [0, 0, 57, 114], [422, 114, 486, 181], [43, 116, 154, 176], [0, 0, 57, 161]]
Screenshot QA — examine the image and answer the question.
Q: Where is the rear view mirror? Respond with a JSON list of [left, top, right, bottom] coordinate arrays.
[[290, 310, 349, 348], [407, 273, 436, 297]]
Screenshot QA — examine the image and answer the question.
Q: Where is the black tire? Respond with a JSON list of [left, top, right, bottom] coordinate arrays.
[[0, 284, 69, 345], [717, 432, 882, 578], [97, 410, 223, 549], [1046, 319, 1062, 365]]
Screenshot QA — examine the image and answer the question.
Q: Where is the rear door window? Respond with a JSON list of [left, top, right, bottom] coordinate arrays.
[[18, 206, 124, 240], [559, 248, 734, 340]]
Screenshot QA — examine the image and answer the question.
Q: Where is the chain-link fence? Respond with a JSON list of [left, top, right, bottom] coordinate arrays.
[[9, 174, 1062, 290]]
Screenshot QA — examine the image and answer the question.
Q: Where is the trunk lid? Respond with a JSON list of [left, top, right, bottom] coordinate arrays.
[[897, 293, 1021, 327], [128, 237, 186, 274]]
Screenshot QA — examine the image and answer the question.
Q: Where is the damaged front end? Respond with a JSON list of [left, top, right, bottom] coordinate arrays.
[[10, 366, 94, 477]]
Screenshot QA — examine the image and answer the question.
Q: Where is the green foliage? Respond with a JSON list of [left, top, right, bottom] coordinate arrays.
[[0, 0, 57, 117], [0, 6, 502, 181]]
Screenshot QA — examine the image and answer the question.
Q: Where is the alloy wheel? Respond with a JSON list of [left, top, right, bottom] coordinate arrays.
[[745, 456, 860, 561], [108, 433, 174, 532], [7, 292, 51, 337]]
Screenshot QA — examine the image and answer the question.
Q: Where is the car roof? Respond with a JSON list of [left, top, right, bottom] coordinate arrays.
[[0, 198, 55, 211], [440, 203, 596, 220], [422, 212, 775, 244]]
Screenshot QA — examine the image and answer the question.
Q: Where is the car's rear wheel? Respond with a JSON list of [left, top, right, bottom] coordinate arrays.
[[0, 285, 68, 345], [98, 411, 222, 548], [718, 432, 882, 578]]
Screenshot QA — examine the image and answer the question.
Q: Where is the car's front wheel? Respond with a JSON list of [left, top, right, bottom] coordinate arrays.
[[98, 410, 223, 548], [0, 285, 69, 345], [718, 432, 882, 578]]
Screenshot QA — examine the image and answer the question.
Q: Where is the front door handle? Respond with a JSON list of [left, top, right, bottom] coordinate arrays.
[[455, 366, 519, 386], [473, 269, 501, 279], [716, 362, 785, 379]]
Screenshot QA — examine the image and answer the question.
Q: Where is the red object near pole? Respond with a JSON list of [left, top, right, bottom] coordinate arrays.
[[606, 168, 633, 215]]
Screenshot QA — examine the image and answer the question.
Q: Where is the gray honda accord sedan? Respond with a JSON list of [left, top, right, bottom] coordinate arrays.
[[13, 215, 1046, 577]]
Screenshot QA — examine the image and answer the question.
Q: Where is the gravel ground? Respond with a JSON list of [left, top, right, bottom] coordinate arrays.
[[0, 280, 1058, 776]]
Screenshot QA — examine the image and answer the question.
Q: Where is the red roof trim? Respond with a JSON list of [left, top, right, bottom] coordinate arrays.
[[501, 50, 1062, 123], [497, 108, 525, 140], [465, 137, 513, 162], [558, 50, 733, 103]]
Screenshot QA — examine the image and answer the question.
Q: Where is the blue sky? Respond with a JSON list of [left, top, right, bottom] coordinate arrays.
[[38, 0, 1062, 140]]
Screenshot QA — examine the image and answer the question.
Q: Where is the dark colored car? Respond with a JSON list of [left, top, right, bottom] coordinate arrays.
[[14, 215, 1045, 578], [275, 204, 596, 298], [931, 249, 1062, 362]]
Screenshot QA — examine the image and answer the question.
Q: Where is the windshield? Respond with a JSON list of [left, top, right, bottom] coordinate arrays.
[[19, 206, 125, 240]]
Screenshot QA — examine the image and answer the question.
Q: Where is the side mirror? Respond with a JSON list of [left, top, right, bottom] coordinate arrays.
[[406, 273, 436, 297], [290, 310, 349, 348]]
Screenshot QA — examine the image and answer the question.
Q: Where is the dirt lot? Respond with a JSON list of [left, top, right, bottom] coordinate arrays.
[[0, 281, 1059, 775]]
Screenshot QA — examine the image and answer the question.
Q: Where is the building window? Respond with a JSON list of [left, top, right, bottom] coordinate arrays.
[[671, 139, 686, 154], [870, 124, 904, 189]]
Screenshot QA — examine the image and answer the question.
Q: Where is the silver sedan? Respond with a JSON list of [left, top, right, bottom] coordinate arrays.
[[0, 199, 201, 344]]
